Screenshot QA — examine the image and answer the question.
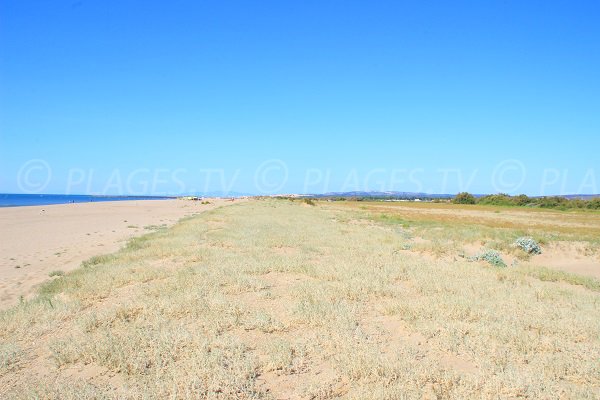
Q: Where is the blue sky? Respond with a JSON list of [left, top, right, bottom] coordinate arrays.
[[1, 0, 599, 195]]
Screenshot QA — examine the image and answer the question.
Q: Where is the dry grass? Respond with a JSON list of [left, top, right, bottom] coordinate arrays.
[[1, 200, 599, 399], [337, 201, 600, 261]]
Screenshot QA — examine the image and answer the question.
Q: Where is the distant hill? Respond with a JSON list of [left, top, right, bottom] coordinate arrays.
[[310, 191, 453, 199], [561, 194, 600, 200], [189, 191, 254, 198]]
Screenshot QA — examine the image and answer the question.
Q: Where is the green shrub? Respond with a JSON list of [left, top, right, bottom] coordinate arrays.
[[453, 192, 476, 205], [473, 193, 600, 210], [477, 193, 513, 206], [588, 198, 600, 210]]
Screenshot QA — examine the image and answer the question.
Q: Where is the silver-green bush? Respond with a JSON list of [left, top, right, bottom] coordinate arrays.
[[471, 249, 507, 267], [514, 237, 542, 255]]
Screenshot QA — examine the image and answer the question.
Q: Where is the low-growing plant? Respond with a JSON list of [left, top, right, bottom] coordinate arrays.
[[0, 343, 21, 372], [82, 253, 116, 268], [48, 270, 65, 277], [144, 224, 168, 231], [471, 249, 507, 267], [514, 237, 542, 255]]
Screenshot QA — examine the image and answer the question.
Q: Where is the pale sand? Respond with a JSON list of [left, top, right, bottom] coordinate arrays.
[[0, 199, 231, 309], [527, 241, 600, 279]]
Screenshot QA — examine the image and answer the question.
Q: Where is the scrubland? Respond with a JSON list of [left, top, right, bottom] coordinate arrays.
[[1, 199, 599, 399]]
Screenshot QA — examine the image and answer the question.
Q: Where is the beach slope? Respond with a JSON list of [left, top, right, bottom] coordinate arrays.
[[0, 199, 227, 309]]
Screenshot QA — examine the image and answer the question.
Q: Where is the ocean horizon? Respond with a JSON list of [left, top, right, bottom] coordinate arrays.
[[0, 193, 175, 208]]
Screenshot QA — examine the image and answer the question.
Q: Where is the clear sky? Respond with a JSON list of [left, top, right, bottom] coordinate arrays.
[[1, 1, 599, 196]]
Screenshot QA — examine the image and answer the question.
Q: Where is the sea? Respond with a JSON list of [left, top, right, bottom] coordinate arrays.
[[0, 194, 174, 208]]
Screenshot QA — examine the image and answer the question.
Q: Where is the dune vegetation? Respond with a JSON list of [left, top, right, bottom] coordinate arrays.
[[1, 199, 599, 399]]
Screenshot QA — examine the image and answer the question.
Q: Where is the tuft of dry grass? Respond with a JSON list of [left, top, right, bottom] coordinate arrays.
[[1, 199, 599, 399]]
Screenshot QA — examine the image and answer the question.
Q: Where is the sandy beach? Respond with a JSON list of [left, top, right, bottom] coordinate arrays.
[[0, 199, 228, 309]]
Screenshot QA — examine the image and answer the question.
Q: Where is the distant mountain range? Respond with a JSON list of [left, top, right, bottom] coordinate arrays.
[[188, 191, 255, 198], [561, 194, 600, 200], [310, 191, 453, 199]]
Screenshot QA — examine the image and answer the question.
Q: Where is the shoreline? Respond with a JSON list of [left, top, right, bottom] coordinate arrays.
[[0, 194, 178, 208], [0, 198, 229, 310]]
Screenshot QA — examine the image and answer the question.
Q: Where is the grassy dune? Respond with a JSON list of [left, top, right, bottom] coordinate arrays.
[[1, 200, 599, 398]]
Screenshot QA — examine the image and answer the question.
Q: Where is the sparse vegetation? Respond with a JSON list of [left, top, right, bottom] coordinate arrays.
[[517, 265, 600, 292], [0, 342, 21, 373], [48, 270, 65, 277], [143, 223, 168, 231], [1, 200, 599, 398], [81, 253, 116, 268]]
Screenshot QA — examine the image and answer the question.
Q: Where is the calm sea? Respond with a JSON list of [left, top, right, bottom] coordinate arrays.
[[0, 194, 174, 207]]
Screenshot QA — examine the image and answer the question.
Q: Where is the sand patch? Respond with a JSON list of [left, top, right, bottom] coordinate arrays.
[[0, 199, 233, 309], [524, 241, 600, 279]]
